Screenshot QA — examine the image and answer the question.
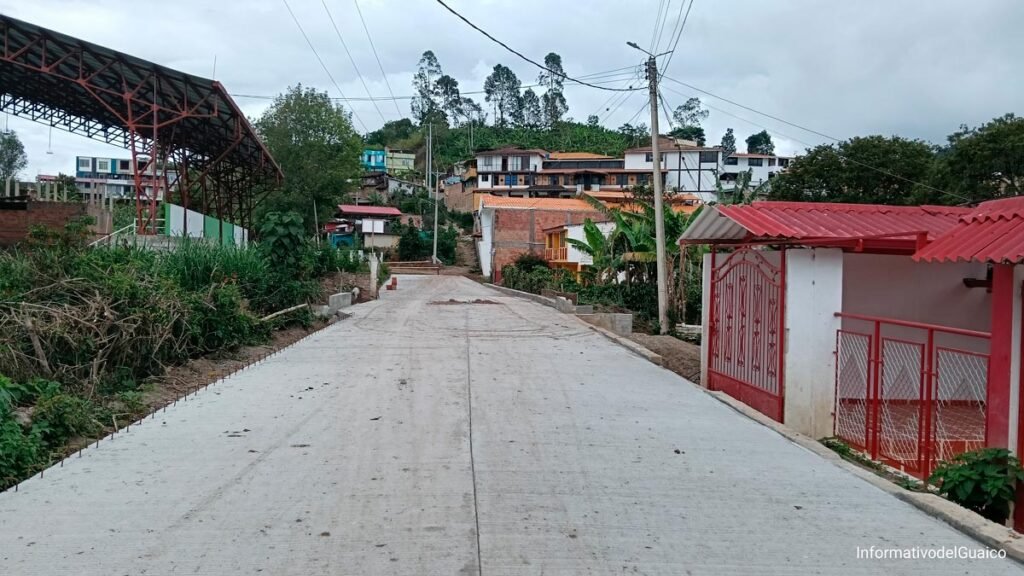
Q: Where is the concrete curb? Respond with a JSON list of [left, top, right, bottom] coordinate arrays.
[[484, 283, 560, 308], [581, 322, 663, 366], [704, 388, 1024, 562]]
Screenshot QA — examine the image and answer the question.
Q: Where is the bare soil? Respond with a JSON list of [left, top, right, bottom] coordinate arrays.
[[628, 333, 702, 384]]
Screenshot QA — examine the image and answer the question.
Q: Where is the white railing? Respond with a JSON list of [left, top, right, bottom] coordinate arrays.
[[88, 219, 166, 247]]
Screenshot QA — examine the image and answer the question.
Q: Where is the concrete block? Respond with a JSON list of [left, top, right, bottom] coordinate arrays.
[[574, 305, 594, 314], [554, 297, 576, 313], [328, 292, 353, 312], [576, 313, 633, 336]]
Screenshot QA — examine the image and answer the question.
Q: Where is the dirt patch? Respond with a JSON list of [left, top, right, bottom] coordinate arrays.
[[428, 298, 498, 305], [320, 271, 374, 303], [629, 333, 702, 384], [140, 323, 326, 412]]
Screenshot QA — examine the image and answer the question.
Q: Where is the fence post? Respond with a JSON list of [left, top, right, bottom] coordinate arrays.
[[921, 328, 936, 478], [870, 320, 882, 459]]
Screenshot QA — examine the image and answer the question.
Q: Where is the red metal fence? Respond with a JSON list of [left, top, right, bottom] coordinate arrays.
[[708, 248, 786, 421], [834, 313, 989, 480]]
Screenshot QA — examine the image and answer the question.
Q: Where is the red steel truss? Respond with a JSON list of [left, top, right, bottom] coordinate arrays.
[[0, 15, 282, 233]]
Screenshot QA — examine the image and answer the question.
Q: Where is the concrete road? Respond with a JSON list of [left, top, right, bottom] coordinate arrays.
[[1, 275, 1021, 575]]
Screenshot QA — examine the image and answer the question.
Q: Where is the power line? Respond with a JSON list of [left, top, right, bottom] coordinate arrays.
[[649, 0, 668, 53], [321, 0, 386, 124], [660, 0, 695, 74], [659, 79, 971, 203], [658, 89, 701, 191], [281, 0, 369, 132], [433, 0, 642, 92], [352, 0, 404, 117]]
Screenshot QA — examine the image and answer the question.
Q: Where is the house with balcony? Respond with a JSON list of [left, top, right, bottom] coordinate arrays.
[[74, 155, 170, 200], [543, 220, 617, 277]]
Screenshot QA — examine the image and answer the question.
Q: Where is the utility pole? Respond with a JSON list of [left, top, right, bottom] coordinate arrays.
[[429, 122, 440, 264], [629, 41, 670, 334]]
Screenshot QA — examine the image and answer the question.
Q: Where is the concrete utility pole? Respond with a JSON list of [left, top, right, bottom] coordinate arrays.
[[429, 123, 440, 264], [628, 41, 670, 334]]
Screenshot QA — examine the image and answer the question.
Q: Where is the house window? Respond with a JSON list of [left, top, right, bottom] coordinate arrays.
[[481, 156, 497, 170], [507, 156, 522, 171], [96, 159, 110, 172], [638, 173, 650, 185], [616, 174, 628, 186], [78, 157, 92, 170], [768, 158, 777, 167], [779, 158, 790, 168], [747, 158, 764, 167], [724, 157, 738, 166], [119, 160, 130, 171], [645, 152, 653, 162], [699, 151, 718, 163], [480, 174, 489, 183]]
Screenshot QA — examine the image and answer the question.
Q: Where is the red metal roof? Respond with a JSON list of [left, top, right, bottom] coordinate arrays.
[[680, 201, 970, 253], [914, 197, 1024, 263], [336, 204, 402, 217]]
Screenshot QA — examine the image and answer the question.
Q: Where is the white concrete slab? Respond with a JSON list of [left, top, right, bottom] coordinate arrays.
[[0, 275, 1020, 575]]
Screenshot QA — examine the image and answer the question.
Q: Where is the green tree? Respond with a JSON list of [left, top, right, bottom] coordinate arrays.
[[0, 130, 28, 185], [520, 88, 542, 128], [586, 115, 600, 127], [412, 51, 446, 125], [566, 219, 619, 284], [538, 52, 568, 126], [669, 98, 709, 145], [768, 135, 936, 205], [436, 75, 465, 125], [365, 119, 417, 147], [720, 128, 736, 159], [745, 130, 775, 154], [617, 122, 650, 148], [255, 85, 363, 227], [483, 64, 523, 128], [927, 113, 1024, 203]]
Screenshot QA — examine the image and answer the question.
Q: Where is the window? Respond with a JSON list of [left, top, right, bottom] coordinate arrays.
[[78, 157, 92, 170], [480, 174, 489, 183], [768, 158, 777, 167], [507, 156, 522, 171], [616, 174, 628, 186], [747, 158, 764, 167], [97, 159, 110, 172], [645, 152, 653, 162], [119, 160, 131, 171], [481, 156, 497, 170], [724, 157, 738, 166], [638, 173, 650, 185], [699, 151, 718, 163], [779, 158, 790, 168]]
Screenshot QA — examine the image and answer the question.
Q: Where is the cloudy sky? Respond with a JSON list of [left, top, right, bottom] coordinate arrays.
[[2, 0, 1022, 177]]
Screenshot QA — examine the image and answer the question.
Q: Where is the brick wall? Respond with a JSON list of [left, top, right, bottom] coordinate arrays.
[[0, 202, 89, 246], [491, 207, 606, 273], [444, 181, 476, 214]]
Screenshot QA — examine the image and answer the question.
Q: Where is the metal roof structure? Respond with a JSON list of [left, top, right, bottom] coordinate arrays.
[[680, 202, 970, 254], [914, 197, 1024, 264], [336, 204, 403, 217], [0, 15, 282, 232]]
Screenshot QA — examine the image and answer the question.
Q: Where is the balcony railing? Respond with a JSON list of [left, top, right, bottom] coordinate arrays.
[[545, 246, 568, 261]]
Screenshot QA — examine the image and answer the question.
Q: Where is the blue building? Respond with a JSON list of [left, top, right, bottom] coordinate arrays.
[[360, 149, 387, 172]]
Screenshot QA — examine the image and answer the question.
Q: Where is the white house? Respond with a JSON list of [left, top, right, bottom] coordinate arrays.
[[475, 147, 547, 191], [624, 138, 721, 202], [719, 153, 792, 189]]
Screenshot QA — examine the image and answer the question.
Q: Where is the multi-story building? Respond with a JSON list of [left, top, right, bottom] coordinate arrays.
[[74, 156, 170, 200], [385, 149, 415, 173], [360, 149, 387, 172], [624, 138, 722, 202], [474, 148, 667, 197], [719, 152, 792, 188]]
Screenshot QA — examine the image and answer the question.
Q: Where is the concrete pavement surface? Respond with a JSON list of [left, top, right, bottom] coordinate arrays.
[[1, 275, 1021, 575]]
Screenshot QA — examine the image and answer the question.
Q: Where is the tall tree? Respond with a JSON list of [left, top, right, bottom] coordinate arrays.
[[618, 122, 650, 148], [483, 64, 523, 128], [745, 130, 775, 154], [670, 97, 709, 145], [365, 118, 417, 147], [586, 115, 600, 127], [927, 113, 1024, 203], [411, 50, 445, 124], [0, 130, 27, 185], [720, 128, 737, 158], [255, 85, 363, 227], [461, 98, 486, 125], [768, 135, 935, 205], [520, 88, 542, 128], [436, 75, 464, 125], [538, 52, 568, 126]]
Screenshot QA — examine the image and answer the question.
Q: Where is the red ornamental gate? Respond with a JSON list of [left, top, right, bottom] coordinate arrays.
[[708, 248, 786, 421]]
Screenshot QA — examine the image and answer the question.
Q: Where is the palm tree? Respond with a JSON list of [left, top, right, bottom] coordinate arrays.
[[566, 219, 620, 284]]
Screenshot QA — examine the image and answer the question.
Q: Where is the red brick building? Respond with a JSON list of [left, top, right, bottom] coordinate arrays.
[[477, 196, 607, 280]]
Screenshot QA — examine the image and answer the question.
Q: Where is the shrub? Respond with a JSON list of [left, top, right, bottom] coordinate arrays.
[[513, 252, 548, 273], [929, 448, 1024, 523], [184, 283, 267, 352], [0, 410, 45, 489], [257, 211, 307, 270], [32, 391, 101, 446], [397, 223, 429, 261]]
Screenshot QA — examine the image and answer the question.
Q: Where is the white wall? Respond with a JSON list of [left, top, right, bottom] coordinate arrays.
[[784, 248, 844, 439], [167, 204, 204, 238], [624, 152, 658, 171], [479, 208, 494, 278], [565, 221, 615, 265], [841, 253, 990, 354]]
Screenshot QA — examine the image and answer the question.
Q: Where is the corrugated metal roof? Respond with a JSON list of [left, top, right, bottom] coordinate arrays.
[[336, 204, 403, 216], [914, 197, 1024, 263], [680, 202, 970, 249]]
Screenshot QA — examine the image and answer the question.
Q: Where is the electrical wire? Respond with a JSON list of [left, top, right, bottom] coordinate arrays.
[[322, 0, 387, 123], [657, 89, 702, 191], [433, 0, 642, 92], [281, 0, 369, 132], [660, 0, 694, 75], [659, 79, 971, 203], [352, 0, 404, 117], [650, 0, 668, 53]]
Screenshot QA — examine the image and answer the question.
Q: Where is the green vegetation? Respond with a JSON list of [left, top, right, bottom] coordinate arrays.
[[929, 448, 1024, 523], [0, 213, 366, 490]]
